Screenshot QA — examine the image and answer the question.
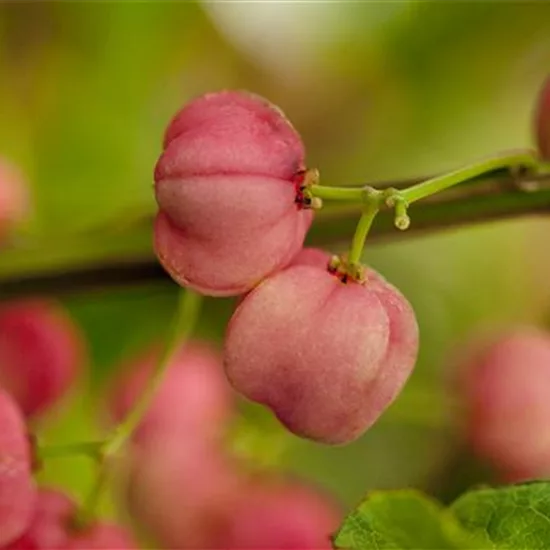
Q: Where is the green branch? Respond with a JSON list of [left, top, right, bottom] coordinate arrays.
[[0, 158, 549, 297], [399, 150, 538, 204], [37, 440, 105, 461]]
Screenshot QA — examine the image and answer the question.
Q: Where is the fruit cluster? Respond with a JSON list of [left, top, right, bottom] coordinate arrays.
[[154, 90, 420, 445]]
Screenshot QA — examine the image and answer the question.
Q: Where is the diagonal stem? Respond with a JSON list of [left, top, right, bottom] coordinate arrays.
[[38, 440, 105, 461], [348, 199, 380, 266], [75, 288, 203, 527], [399, 150, 539, 204], [103, 289, 202, 456]]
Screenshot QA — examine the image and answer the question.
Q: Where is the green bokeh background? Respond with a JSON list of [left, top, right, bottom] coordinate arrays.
[[1, 0, 550, 531]]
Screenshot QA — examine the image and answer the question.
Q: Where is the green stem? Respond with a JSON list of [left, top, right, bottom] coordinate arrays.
[[400, 150, 538, 204], [104, 289, 202, 456], [38, 440, 105, 460], [74, 466, 110, 529], [308, 185, 362, 202], [393, 197, 410, 230], [348, 199, 380, 265], [0, 154, 547, 299], [76, 288, 203, 526]]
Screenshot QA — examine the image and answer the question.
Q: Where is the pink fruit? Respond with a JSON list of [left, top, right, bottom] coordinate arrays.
[[290, 247, 332, 268], [108, 341, 233, 445], [0, 160, 29, 240], [5, 488, 75, 549], [127, 438, 241, 549], [224, 249, 419, 444], [535, 76, 550, 159], [154, 90, 313, 297], [5, 487, 136, 550], [218, 478, 341, 549], [0, 300, 84, 418], [457, 327, 550, 480], [67, 524, 137, 549], [0, 389, 35, 547]]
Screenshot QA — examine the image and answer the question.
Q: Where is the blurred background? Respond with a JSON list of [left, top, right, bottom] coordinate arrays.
[[1, 0, 550, 524]]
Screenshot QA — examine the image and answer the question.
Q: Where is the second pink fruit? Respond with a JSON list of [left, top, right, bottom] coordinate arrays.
[[224, 249, 419, 445]]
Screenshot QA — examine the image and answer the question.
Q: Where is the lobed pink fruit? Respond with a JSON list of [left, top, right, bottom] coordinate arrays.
[[217, 477, 341, 549], [5, 488, 75, 549], [0, 160, 29, 240], [457, 327, 550, 480], [108, 341, 233, 445], [154, 90, 313, 297], [535, 76, 550, 159], [0, 300, 84, 418], [0, 389, 35, 547], [126, 437, 241, 549], [224, 248, 419, 445]]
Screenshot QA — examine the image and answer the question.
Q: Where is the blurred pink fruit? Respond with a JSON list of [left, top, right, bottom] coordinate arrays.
[[108, 341, 233, 444], [535, 76, 550, 159], [0, 389, 35, 546], [67, 523, 137, 549], [457, 327, 550, 481], [0, 160, 29, 240], [127, 438, 241, 549], [218, 477, 341, 549], [5, 488, 74, 549], [0, 300, 84, 418]]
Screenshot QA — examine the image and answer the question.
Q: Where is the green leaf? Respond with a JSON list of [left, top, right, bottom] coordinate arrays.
[[333, 490, 476, 549], [335, 483, 550, 550], [450, 481, 550, 549]]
